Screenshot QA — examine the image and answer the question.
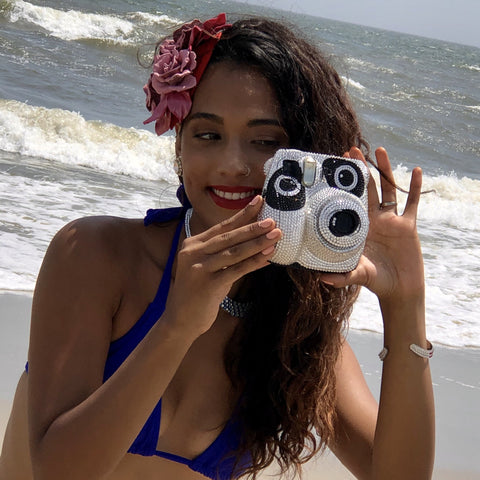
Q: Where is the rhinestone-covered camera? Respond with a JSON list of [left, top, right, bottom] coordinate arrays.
[[259, 149, 370, 272]]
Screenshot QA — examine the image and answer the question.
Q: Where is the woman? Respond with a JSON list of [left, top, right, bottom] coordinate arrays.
[[0, 14, 434, 480]]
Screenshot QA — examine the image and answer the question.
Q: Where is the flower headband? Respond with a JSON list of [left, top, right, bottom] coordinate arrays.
[[143, 13, 231, 136]]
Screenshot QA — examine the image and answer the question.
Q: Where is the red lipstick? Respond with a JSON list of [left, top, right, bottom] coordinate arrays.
[[209, 185, 259, 210]]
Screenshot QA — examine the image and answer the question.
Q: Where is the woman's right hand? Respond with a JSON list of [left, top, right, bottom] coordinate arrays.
[[164, 196, 281, 337]]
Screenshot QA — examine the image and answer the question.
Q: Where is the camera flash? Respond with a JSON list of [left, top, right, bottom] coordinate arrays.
[[302, 156, 316, 187]]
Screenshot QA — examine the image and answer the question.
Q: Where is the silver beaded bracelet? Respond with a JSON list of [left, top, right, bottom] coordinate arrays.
[[378, 340, 434, 361]]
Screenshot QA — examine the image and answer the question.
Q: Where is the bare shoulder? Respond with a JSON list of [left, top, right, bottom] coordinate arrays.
[[51, 214, 177, 264], [33, 214, 179, 328], [44, 214, 167, 279], [49, 215, 144, 262], [30, 215, 147, 359], [31, 214, 180, 345]]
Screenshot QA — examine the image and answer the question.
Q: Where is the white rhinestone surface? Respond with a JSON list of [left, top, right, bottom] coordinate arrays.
[[258, 149, 370, 272]]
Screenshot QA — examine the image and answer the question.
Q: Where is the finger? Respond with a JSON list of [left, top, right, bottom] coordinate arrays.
[[319, 270, 357, 289], [319, 259, 371, 289], [366, 163, 380, 213], [375, 147, 397, 208], [215, 249, 276, 285], [206, 226, 282, 272], [403, 166, 423, 219], [200, 215, 278, 253], [347, 146, 365, 163], [195, 195, 264, 242]]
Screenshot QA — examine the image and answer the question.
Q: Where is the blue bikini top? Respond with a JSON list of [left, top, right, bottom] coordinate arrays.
[[103, 207, 250, 480]]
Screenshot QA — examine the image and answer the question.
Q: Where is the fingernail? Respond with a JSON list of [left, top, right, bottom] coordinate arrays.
[[261, 245, 275, 255], [249, 195, 260, 206], [259, 218, 273, 228], [266, 229, 280, 239]]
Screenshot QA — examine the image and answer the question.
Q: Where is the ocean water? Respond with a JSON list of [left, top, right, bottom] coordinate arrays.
[[0, 0, 479, 348]]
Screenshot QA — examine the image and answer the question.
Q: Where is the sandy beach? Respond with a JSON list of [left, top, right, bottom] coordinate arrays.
[[1, 292, 479, 479]]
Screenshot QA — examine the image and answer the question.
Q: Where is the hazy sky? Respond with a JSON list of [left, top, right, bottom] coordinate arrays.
[[236, 0, 480, 48]]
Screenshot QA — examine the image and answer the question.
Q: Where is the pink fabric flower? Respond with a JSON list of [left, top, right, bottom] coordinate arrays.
[[143, 13, 231, 135], [151, 46, 197, 95]]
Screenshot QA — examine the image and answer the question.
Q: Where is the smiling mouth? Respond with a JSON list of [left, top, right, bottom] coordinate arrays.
[[208, 186, 261, 210], [211, 187, 257, 200]]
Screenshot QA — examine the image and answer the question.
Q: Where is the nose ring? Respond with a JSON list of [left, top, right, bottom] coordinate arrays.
[[243, 165, 251, 176]]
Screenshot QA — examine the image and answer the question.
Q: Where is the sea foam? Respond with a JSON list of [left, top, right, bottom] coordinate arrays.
[[341, 76, 366, 90], [0, 99, 177, 183], [6, 0, 180, 44]]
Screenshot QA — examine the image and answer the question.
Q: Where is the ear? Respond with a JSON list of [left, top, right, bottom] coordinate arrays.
[[175, 124, 182, 158]]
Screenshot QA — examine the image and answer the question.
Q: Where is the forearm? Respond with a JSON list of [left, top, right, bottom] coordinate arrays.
[[371, 296, 435, 479], [31, 316, 196, 480]]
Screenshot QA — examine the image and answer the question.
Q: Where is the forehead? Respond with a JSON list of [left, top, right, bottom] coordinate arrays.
[[189, 62, 280, 119]]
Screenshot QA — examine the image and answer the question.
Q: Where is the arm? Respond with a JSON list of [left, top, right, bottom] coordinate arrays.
[[28, 200, 281, 480], [323, 147, 435, 479], [28, 217, 196, 480], [330, 341, 378, 479]]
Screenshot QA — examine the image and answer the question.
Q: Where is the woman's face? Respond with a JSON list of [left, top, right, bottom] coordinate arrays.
[[176, 62, 289, 233]]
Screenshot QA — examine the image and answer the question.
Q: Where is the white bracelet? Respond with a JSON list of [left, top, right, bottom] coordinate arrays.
[[378, 347, 389, 361], [378, 340, 434, 361], [409, 341, 434, 358]]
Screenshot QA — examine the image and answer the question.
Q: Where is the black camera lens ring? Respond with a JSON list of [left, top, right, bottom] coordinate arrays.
[[328, 209, 361, 237]]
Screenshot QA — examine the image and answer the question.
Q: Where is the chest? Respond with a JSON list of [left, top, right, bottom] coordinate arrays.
[[157, 320, 240, 459]]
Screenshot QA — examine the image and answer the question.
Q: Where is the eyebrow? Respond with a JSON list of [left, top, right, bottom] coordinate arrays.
[[186, 112, 222, 124], [247, 118, 283, 128], [185, 112, 284, 128]]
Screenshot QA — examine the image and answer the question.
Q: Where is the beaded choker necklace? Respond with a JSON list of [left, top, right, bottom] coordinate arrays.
[[184, 208, 253, 319]]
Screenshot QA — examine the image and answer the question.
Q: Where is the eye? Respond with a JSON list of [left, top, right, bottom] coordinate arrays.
[[194, 132, 220, 140], [253, 139, 281, 147], [322, 158, 365, 197], [251, 128, 289, 150]]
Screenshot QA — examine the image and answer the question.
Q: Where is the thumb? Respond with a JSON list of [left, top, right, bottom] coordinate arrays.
[[319, 262, 370, 288]]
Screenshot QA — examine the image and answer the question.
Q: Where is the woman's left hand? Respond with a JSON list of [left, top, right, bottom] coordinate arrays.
[[320, 146, 424, 302]]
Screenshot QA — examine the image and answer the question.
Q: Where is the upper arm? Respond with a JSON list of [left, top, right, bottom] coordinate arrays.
[[329, 339, 378, 480], [27, 217, 123, 449]]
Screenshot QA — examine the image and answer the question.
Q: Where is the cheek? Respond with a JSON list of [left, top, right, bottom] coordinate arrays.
[[256, 172, 267, 189], [181, 158, 209, 182], [180, 159, 210, 200], [253, 162, 267, 185]]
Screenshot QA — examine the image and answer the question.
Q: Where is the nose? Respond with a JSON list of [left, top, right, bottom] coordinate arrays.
[[217, 139, 250, 177]]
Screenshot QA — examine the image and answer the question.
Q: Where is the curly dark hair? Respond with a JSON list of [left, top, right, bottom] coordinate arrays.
[[209, 17, 369, 157], [203, 17, 367, 479]]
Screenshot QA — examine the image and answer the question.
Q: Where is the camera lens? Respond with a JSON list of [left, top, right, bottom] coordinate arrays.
[[329, 209, 360, 237], [279, 177, 299, 193], [336, 168, 356, 188]]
